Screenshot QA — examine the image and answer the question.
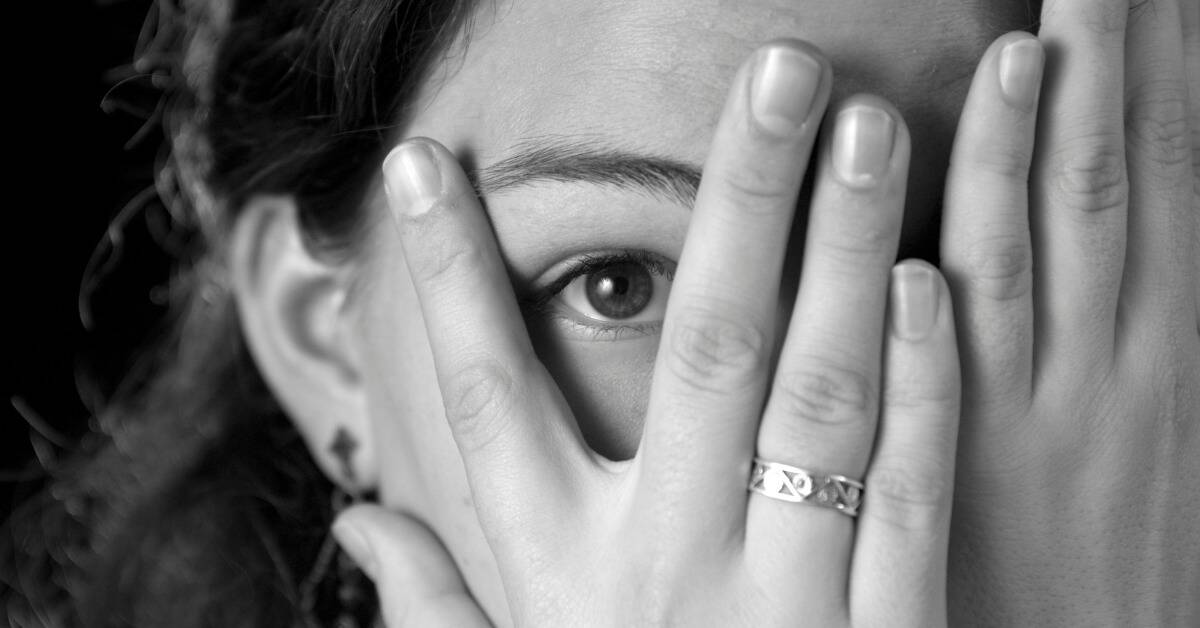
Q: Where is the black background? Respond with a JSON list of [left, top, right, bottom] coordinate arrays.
[[5, 0, 165, 511]]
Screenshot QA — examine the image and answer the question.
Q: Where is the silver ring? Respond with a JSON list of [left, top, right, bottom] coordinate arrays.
[[748, 458, 864, 517]]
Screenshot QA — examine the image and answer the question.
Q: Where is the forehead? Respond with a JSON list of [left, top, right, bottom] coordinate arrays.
[[407, 0, 1024, 165]]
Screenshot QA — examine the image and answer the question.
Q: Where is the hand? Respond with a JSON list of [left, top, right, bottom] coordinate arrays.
[[940, 0, 1200, 624], [348, 40, 963, 626], [334, 505, 491, 627]]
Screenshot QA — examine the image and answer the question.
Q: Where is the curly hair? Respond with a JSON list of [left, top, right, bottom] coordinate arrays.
[[3, 1, 473, 625], [3, 0, 1055, 625]]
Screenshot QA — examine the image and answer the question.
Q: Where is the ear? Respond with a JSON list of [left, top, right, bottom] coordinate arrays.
[[230, 195, 378, 492]]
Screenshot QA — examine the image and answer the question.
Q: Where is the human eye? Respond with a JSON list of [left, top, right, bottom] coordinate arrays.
[[521, 250, 675, 341]]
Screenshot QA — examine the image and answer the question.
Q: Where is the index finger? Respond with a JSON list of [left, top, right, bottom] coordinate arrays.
[[334, 505, 493, 628], [1032, 0, 1130, 361], [382, 138, 590, 544]]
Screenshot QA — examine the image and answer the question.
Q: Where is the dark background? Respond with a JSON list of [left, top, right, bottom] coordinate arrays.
[[5, 0, 165, 511]]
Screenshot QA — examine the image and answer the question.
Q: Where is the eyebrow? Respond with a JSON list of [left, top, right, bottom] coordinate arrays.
[[473, 137, 702, 208]]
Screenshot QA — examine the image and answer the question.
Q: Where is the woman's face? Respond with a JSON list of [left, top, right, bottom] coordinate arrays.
[[348, 0, 1027, 619]]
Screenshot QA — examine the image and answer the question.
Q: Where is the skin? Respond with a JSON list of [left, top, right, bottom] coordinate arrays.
[[228, 0, 1199, 625], [372, 0, 1011, 619]]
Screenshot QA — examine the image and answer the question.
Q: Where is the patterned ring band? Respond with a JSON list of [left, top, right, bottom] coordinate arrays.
[[748, 458, 864, 517]]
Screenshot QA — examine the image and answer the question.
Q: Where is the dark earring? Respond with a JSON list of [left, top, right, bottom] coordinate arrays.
[[299, 428, 377, 627], [329, 426, 360, 485], [332, 487, 374, 628]]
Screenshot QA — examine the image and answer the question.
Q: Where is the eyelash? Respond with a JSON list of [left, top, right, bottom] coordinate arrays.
[[520, 250, 676, 340]]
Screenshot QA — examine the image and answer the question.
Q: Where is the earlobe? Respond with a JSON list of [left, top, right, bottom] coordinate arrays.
[[229, 195, 379, 492]]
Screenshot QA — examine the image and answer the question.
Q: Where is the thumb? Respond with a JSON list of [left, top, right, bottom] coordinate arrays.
[[333, 504, 492, 628]]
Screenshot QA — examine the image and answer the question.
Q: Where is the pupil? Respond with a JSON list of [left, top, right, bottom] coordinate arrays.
[[585, 262, 652, 319]]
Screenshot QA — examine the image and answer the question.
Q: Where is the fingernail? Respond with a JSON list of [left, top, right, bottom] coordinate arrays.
[[382, 140, 442, 218], [998, 39, 1044, 111], [332, 519, 379, 580], [831, 105, 895, 188], [749, 46, 823, 136], [891, 263, 939, 341]]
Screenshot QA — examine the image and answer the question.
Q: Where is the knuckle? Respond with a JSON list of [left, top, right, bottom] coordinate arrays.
[[865, 463, 952, 532], [713, 163, 793, 214], [772, 357, 877, 427], [1125, 82, 1191, 168], [664, 307, 769, 394], [961, 233, 1033, 302], [810, 224, 894, 267], [410, 235, 485, 287], [883, 380, 959, 414], [1193, 138, 1200, 187], [442, 360, 518, 452], [1047, 139, 1129, 215], [958, 142, 1033, 183], [1074, 3, 1127, 38], [1193, 141, 1200, 197]]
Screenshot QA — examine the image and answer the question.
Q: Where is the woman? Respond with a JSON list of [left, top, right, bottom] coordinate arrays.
[[5, 0, 1197, 625]]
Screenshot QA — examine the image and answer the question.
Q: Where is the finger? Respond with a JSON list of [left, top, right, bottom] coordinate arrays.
[[1032, 0, 1130, 361], [941, 32, 1042, 407], [382, 139, 587, 547], [1118, 0, 1195, 345], [1180, 0, 1200, 327], [637, 40, 832, 535], [334, 505, 492, 628], [850, 261, 959, 628], [746, 94, 910, 613]]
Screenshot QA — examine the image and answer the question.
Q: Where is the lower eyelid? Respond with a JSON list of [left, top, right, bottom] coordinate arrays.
[[523, 250, 676, 341], [555, 261, 671, 321], [543, 307, 663, 342]]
